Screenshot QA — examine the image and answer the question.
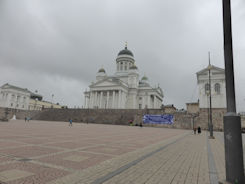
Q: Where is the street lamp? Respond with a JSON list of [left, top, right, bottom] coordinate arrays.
[[206, 90, 210, 130], [207, 55, 214, 139], [222, 0, 244, 183]]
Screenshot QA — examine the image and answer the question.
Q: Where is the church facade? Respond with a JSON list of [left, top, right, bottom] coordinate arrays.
[[196, 64, 226, 108], [84, 45, 164, 109]]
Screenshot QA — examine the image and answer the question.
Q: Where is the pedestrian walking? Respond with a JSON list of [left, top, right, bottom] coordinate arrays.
[[193, 127, 197, 134], [69, 118, 72, 126], [25, 117, 27, 122], [129, 120, 133, 126]]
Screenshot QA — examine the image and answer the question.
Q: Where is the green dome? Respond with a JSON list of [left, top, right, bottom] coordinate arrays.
[[142, 75, 148, 80], [129, 64, 138, 70], [98, 68, 106, 73]]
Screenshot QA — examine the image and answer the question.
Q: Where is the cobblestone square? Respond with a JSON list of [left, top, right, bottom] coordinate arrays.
[[0, 120, 244, 184]]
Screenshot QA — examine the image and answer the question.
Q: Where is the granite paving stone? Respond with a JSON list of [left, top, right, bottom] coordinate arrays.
[[0, 120, 240, 184]]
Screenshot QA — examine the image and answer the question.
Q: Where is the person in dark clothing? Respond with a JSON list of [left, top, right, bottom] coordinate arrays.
[[198, 126, 201, 134]]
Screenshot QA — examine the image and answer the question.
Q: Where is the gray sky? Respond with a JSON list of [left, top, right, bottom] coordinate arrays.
[[0, 0, 244, 111]]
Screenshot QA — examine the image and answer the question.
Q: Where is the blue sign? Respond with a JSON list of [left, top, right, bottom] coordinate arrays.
[[143, 114, 174, 125]]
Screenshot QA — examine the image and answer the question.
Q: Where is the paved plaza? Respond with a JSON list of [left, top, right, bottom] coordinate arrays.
[[0, 120, 244, 184]]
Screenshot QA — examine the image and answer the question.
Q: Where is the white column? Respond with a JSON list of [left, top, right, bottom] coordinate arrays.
[[100, 91, 103, 108], [88, 92, 91, 108], [148, 95, 151, 109], [121, 91, 124, 109], [86, 96, 89, 108], [91, 91, 94, 109], [118, 90, 121, 109], [112, 90, 115, 109], [142, 96, 145, 109], [88, 93, 91, 108], [122, 91, 126, 109], [106, 91, 109, 109], [94, 91, 97, 108], [133, 94, 136, 109]]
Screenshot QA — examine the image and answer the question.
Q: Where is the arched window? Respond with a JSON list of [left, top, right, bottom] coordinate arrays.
[[205, 83, 210, 94], [215, 83, 220, 94]]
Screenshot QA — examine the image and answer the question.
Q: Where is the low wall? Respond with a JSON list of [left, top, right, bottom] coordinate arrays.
[[2, 107, 241, 131], [194, 108, 227, 131], [0, 107, 193, 129]]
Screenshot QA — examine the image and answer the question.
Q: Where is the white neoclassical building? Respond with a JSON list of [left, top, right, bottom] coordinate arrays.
[[0, 83, 31, 110], [0, 83, 63, 111], [196, 65, 226, 108], [84, 45, 164, 109]]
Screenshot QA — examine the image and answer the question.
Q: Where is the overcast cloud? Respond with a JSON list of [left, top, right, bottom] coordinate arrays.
[[0, 0, 244, 111]]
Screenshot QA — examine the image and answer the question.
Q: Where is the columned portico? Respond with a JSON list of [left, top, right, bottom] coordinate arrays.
[[84, 45, 164, 109]]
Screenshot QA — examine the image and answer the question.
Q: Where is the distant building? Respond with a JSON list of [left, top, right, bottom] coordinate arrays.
[[185, 65, 227, 131], [164, 104, 177, 113], [84, 44, 164, 109], [0, 83, 63, 110], [186, 102, 199, 114], [29, 99, 62, 111], [0, 83, 30, 110], [196, 65, 226, 108]]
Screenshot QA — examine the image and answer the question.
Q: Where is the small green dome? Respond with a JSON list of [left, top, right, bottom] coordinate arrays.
[[142, 75, 148, 80], [98, 68, 106, 73], [129, 63, 138, 70]]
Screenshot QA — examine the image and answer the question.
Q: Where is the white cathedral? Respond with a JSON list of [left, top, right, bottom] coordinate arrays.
[[84, 45, 164, 109]]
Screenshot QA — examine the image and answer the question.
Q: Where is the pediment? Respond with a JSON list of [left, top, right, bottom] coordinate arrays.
[[90, 78, 121, 88], [197, 65, 224, 75]]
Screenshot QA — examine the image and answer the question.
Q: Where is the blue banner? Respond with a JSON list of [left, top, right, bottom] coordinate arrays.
[[143, 114, 174, 125]]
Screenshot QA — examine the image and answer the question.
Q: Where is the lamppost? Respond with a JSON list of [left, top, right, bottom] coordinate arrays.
[[208, 53, 214, 139], [206, 90, 210, 130], [222, 0, 244, 183]]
